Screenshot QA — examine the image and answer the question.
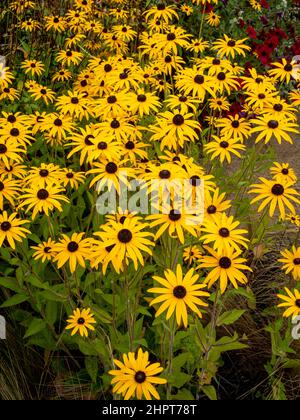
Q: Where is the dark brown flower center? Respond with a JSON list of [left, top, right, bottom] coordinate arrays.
[[295, 299, 300, 308], [7, 115, 16, 123], [273, 103, 283, 112], [190, 175, 201, 187], [220, 141, 229, 148], [168, 209, 181, 221], [134, 371, 146, 383], [258, 93, 265, 99], [71, 97, 79, 104], [284, 63, 293, 72], [105, 162, 118, 174], [271, 184, 284, 196], [167, 33, 176, 41], [219, 256, 232, 269], [0, 144, 7, 154], [54, 118, 63, 126], [118, 229, 132, 243], [194, 75, 204, 84], [207, 205, 217, 214], [10, 128, 19, 137], [0, 221, 11, 232], [281, 168, 289, 175], [231, 120, 240, 128], [104, 64, 112, 72], [219, 228, 230, 237], [107, 95, 117, 104], [37, 189, 49, 200], [67, 241, 79, 252], [39, 169, 49, 177], [111, 119, 120, 129], [98, 141, 107, 150], [44, 247, 51, 253], [77, 317, 85, 325], [293, 258, 300, 266], [0, 182, 4, 191], [125, 141, 135, 150], [212, 58, 220, 65], [227, 40, 236, 47], [159, 170, 171, 179], [173, 114, 184, 126], [137, 94, 147, 102], [268, 120, 279, 129], [217, 72, 226, 81], [173, 285, 187, 299]]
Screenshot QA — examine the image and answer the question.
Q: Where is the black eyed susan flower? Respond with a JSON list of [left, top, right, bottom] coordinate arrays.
[[289, 90, 300, 106], [164, 94, 199, 115], [25, 163, 62, 187], [149, 111, 201, 150], [21, 60, 45, 77], [181, 4, 193, 16], [148, 265, 210, 327], [201, 213, 249, 252], [126, 90, 161, 117], [204, 189, 231, 222], [0, 86, 20, 101], [66, 308, 96, 337], [0, 176, 20, 210], [53, 233, 92, 273], [209, 96, 230, 112], [109, 348, 167, 400], [249, 0, 262, 10], [279, 246, 300, 281], [44, 15, 67, 32], [56, 50, 84, 67], [216, 115, 251, 141], [186, 38, 209, 54], [0, 161, 26, 180], [0, 123, 33, 146], [286, 214, 300, 227], [18, 184, 69, 220], [52, 69, 72, 83], [60, 168, 86, 189], [206, 11, 220, 27], [175, 66, 214, 101], [249, 178, 300, 219], [263, 99, 297, 122], [40, 113, 75, 141], [277, 288, 300, 318], [251, 115, 299, 144], [90, 239, 124, 274], [199, 246, 252, 294], [204, 135, 245, 163], [121, 139, 149, 164], [183, 245, 203, 265], [0, 64, 14, 90], [31, 239, 57, 263], [269, 59, 300, 83], [29, 84, 55, 105], [212, 35, 251, 59], [270, 163, 297, 184], [147, 205, 200, 245], [95, 218, 154, 271], [245, 85, 277, 111], [0, 140, 26, 166], [88, 160, 134, 193], [0, 211, 30, 249], [144, 3, 178, 23], [56, 90, 92, 120]]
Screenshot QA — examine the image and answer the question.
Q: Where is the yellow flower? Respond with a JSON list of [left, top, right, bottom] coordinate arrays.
[[66, 308, 96, 337], [212, 35, 251, 59], [0, 211, 30, 249], [279, 246, 300, 281], [199, 246, 252, 294], [249, 178, 300, 219], [109, 348, 167, 400], [148, 265, 209, 327], [53, 233, 91, 273], [277, 288, 300, 318]]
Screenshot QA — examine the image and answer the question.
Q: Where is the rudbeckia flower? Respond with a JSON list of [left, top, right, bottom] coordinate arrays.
[[277, 288, 300, 318], [148, 264, 210, 327], [109, 348, 167, 400], [66, 308, 96, 337], [0, 211, 30, 249], [53, 233, 92, 273], [279, 246, 300, 281]]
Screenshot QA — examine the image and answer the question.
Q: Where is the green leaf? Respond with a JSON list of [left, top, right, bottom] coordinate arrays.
[[0, 277, 23, 293], [172, 353, 192, 371], [168, 372, 191, 388], [217, 309, 245, 326], [282, 359, 300, 369], [24, 318, 46, 338], [201, 385, 217, 400], [1, 294, 29, 308], [78, 340, 98, 356], [85, 357, 98, 383], [45, 301, 58, 325]]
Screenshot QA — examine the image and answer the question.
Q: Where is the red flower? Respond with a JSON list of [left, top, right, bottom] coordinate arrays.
[[266, 35, 279, 51], [256, 45, 272, 65], [246, 26, 257, 39], [260, 16, 269, 25], [260, 0, 270, 8], [239, 18, 246, 28]]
